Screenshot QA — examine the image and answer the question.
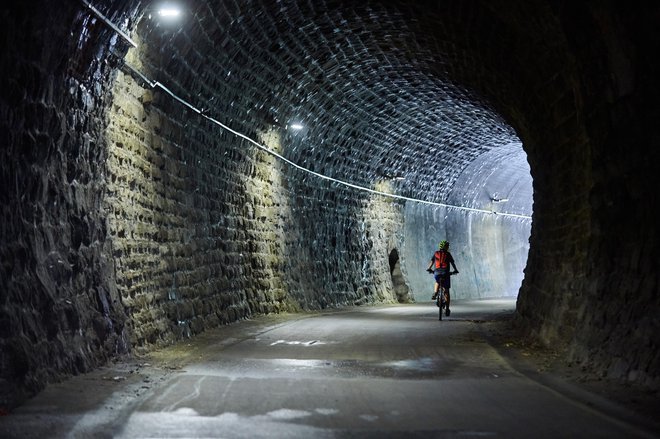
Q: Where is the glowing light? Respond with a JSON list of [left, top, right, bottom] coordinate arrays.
[[158, 7, 181, 18], [290, 123, 304, 130]]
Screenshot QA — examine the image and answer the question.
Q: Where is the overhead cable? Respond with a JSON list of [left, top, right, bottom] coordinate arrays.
[[86, 2, 533, 221]]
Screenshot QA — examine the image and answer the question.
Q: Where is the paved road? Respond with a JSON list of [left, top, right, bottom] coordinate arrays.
[[1, 299, 657, 438]]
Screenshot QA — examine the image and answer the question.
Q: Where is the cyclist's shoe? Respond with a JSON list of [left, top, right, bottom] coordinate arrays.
[[445, 308, 451, 317], [431, 293, 437, 300]]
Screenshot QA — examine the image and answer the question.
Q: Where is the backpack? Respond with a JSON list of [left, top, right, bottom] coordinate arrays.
[[434, 250, 449, 275]]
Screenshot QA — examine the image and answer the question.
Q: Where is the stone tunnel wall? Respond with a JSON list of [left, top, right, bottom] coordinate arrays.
[[403, 204, 530, 302], [105, 41, 405, 350], [546, 2, 660, 387], [0, 1, 406, 408], [387, 0, 660, 389], [466, 1, 660, 388], [0, 3, 139, 408], [402, 141, 533, 301]]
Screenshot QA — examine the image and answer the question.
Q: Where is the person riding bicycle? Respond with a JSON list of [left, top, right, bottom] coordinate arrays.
[[426, 240, 459, 316]]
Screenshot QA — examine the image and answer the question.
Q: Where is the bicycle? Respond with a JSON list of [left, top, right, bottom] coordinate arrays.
[[428, 270, 459, 321]]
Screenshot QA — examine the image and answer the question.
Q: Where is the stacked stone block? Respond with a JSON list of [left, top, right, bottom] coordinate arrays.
[[0, 2, 140, 408], [105, 60, 406, 351]]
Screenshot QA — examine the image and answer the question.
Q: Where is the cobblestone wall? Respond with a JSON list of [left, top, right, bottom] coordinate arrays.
[[0, 2, 139, 407], [489, 2, 660, 389], [104, 49, 405, 350]]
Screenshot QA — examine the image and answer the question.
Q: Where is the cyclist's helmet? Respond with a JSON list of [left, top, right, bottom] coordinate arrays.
[[439, 240, 449, 250]]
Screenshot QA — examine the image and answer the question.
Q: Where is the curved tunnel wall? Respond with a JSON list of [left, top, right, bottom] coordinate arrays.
[[403, 142, 532, 301], [105, 29, 408, 348], [1, 0, 659, 408]]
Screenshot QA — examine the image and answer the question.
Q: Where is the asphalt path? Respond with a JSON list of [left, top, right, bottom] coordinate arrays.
[[1, 299, 657, 438]]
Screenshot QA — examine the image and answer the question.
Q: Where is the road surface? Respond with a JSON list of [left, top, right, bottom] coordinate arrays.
[[1, 299, 657, 438]]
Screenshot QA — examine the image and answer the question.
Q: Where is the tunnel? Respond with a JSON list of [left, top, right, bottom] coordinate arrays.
[[1, 0, 659, 417]]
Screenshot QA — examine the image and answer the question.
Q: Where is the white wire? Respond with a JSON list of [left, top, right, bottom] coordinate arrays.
[[81, 0, 138, 48], [150, 77, 532, 220], [86, 0, 532, 221]]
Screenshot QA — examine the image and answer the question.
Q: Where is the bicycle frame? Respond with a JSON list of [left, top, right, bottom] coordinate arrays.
[[436, 288, 448, 320], [431, 270, 458, 321]]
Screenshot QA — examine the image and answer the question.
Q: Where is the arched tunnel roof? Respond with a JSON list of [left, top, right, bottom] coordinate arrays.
[[133, 0, 528, 208]]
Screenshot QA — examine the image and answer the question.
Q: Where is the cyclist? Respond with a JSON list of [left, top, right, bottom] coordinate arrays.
[[426, 240, 459, 316]]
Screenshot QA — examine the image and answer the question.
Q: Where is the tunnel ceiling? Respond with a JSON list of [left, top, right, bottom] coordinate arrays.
[[448, 142, 533, 217], [132, 0, 532, 205]]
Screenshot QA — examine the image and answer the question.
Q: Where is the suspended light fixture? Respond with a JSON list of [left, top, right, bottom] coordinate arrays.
[[155, 3, 182, 20], [158, 7, 181, 17], [146, 3, 183, 21], [382, 173, 406, 181]]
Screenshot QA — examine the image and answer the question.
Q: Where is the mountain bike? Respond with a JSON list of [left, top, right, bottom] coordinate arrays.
[[429, 270, 459, 321]]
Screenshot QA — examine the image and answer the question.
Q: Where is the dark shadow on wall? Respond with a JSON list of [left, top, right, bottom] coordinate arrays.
[[389, 249, 411, 303]]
